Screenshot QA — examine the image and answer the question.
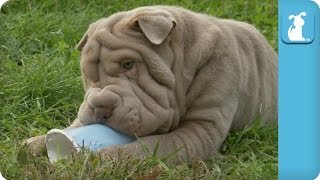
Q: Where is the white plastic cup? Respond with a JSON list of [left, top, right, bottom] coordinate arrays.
[[45, 124, 135, 162]]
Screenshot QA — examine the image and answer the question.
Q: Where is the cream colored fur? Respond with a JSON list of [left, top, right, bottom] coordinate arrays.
[[26, 6, 277, 161]]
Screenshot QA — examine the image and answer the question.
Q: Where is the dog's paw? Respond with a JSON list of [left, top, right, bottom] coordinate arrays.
[[24, 135, 46, 157], [97, 146, 121, 159], [97, 143, 143, 160]]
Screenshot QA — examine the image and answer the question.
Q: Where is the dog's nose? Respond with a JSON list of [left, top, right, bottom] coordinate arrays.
[[86, 87, 119, 122]]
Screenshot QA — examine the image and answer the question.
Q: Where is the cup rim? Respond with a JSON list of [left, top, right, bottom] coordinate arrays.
[[45, 129, 80, 162]]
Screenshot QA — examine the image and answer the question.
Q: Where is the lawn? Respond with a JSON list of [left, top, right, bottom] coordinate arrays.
[[0, 0, 277, 179]]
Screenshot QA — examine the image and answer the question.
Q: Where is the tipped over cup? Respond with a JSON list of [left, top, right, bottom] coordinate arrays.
[[45, 124, 135, 162]]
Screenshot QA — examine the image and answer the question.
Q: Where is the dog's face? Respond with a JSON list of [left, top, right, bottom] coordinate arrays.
[[77, 8, 180, 136]]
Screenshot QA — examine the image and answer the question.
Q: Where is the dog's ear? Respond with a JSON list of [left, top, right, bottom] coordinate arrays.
[[299, 12, 307, 17], [131, 11, 176, 45], [76, 21, 102, 51], [288, 15, 295, 20], [76, 32, 88, 51]]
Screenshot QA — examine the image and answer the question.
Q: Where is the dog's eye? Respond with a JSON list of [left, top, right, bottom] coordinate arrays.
[[120, 60, 134, 70]]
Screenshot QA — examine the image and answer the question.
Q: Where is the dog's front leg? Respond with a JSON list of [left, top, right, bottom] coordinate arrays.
[[98, 98, 239, 162], [25, 118, 83, 156], [98, 120, 232, 162]]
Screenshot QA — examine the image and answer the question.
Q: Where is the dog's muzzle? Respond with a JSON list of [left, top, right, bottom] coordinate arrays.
[[86, 87, 119, 123]]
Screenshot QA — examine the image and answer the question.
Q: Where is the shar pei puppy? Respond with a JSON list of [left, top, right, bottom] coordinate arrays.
[[26, 6, 277, 161]]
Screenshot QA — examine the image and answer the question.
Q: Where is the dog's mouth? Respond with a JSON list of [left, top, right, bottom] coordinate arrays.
[[81, 102, 141, 136]]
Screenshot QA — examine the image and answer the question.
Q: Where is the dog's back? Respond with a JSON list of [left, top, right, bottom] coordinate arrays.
[[154, 6, 278, 129]]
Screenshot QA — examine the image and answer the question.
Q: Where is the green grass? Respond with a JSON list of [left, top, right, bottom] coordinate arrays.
[[0, 0, 277, 179]]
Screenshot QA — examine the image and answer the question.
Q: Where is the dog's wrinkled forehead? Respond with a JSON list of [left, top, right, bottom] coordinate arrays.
[[77, 7, 177, 51], [77, 7, 177, 90], [76, 13, 124, 51]]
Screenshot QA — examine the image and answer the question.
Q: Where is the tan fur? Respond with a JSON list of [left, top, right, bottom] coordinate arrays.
[[26, 6, 277, 161]]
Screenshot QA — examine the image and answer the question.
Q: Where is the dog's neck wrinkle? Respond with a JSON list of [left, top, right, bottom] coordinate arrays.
[[168, 9, 218, 118], [179, 14, 218, 96]]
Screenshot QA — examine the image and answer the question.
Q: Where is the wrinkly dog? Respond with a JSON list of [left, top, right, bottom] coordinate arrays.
[[26, 6, 277, 161]]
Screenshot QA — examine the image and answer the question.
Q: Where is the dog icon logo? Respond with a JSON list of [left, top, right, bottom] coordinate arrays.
[[288, 12, 307, 41], [282, 10, 314, 44]]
